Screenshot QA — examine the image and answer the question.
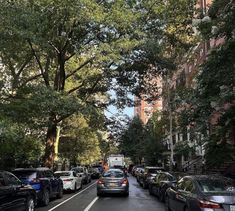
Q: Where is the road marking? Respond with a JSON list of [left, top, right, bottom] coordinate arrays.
[[84, 197, 99, 211], [48, 182, 96, 211]]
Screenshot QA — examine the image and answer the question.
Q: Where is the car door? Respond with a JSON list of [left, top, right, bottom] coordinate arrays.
[[174, 178, 195, 211], [0, 172, 13, 210], [73, 171, 81, 188], [3, 172, 26, 211], [45, 170, 58, 194]]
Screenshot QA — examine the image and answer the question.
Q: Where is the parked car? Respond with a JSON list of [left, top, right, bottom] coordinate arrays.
[[0, 170, 37, 211], [12, 167, 63, 206], [71, 166, 91, 184], [54, 171, 82, 192], [149, 171, 177, 201], [97, 169, 129, 197], [132, 165, 144, 176], [139, 166, 164, 189], [166, 175, 235, 211], [136, 167, 144, 183], [90, 167, 101, 179]]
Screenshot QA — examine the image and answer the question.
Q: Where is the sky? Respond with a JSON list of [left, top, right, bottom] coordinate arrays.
[[105, 105, 134, 118]]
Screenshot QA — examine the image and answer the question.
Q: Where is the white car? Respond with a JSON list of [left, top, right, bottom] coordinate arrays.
[[54, 171, 83, 192]]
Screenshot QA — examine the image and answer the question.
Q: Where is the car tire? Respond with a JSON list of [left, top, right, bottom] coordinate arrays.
[[80, 183, 83, 190], [57, 186, 63, 199], [165, 195, 171, 211], [73, 183, 77, 193], [26, 197, 35, 211], [149, 186, 153, 195], [159, 190, 165, 202], [143, 182, 147, 189], [124, 192, 129, 197], [97, 192, 102, 197], [41, 189, 50, 206]]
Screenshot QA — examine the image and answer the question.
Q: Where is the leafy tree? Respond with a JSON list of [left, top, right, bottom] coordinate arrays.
[[0, 0, 197, 168], [120, 116, 145, 164]]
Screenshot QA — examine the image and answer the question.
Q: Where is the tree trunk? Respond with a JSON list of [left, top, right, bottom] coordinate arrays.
[[44, 123, 57, 168]]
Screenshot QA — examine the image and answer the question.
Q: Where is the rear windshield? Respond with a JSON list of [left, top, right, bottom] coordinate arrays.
[[148, 169, 160, 174], [103, 171, 124, 178], [12, 171, 37, 179], [55, 172, 71, 177], [198, 179, 235, 193]]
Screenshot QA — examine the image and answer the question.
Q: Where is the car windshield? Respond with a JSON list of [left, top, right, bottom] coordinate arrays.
[[55, 172, 71, 177], [12, 171, 37, 179], [198, 179, 235, 193], [148, 169, 160, 174], [72, 168, 83, 173], [103, 170, 124, 178]]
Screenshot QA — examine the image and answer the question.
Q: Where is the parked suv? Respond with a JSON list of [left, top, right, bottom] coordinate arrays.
[[139, 166, 164, 189], [71, 166, 91, 184], [12, 167, 63, 206], [0, 170, 37, 211]]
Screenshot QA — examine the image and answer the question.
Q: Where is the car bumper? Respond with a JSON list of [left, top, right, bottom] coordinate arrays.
[[97, 185, 129, 194], [63, 182, 74, 190]]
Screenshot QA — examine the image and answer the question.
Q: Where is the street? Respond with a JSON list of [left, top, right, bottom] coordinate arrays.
[[36, 175, 165, 211]]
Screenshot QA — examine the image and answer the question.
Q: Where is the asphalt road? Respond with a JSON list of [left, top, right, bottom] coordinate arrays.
[[36, 175, 165, 211]]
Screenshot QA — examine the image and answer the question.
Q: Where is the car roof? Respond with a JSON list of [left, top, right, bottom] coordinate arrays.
[[13, 167, 50, 171]]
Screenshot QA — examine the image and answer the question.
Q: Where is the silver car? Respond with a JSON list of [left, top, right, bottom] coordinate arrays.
[[97, 169, 129, 197]]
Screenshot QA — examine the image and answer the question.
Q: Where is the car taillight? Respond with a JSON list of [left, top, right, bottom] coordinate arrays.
[[97, 179, 104, 184], [199, 200, 222, 209], [64, 179, 73, 182], [122, 179, 128, 185]]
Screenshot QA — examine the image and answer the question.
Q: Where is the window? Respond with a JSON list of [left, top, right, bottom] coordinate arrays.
[[44, 170, 53, 178], [5, 173, 21, 186], [184, 180, 194, 192]]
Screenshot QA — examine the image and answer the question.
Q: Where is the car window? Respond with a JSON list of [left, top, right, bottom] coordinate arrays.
[[5, 172, 21, 186], [44, 170, 53, 178], [55, 172, 71, 177], [12, 171, 37, 180], [177, 178, 186, 190], [184, 180, 194, 192], [103, 170, 124, 178], [198, 179, 235, 193], [0, 173, 6, 186]]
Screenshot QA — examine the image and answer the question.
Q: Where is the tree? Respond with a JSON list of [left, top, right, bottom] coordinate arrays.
[[120, 117, 145, 164], [177, 0, 235, 168], [0, 0, 197, 168]]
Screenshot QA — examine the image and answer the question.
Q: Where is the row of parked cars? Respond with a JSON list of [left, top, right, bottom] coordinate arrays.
[[0, 166, 102, 211], [132, 166, 235, 211]]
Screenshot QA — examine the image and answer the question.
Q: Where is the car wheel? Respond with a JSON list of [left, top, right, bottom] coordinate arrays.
[[41, 189, 50, 206], [97, 192, 102, 197], [165, 195, 171, 211], [149, 185, 153, 195], [73, 183, 77, 193], [57, 186, 63, 199], [124, 192, 129, 197], [159, 190, 165, 202], [26, 197, 35, 211], [184, 207, 189, 211], [80, 183, 83, 190], [143, 182, 147, 189]]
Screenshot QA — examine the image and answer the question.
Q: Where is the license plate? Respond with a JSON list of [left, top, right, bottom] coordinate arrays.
[[230, 205, 235, 211], [109, 183, 117, 187]]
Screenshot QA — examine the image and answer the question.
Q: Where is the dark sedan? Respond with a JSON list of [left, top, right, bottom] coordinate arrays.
[[149, 171, 177, 202], [166, 175, 235, 211], [97, 169, 129, 197], [0, 170, 36, 211]]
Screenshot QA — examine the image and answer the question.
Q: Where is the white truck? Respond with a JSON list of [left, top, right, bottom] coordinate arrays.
[[107, 154, 125, 168]]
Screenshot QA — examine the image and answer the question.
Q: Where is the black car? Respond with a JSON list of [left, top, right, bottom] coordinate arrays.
[[0, 170, 37, 211], [149, 171, 177, 202], [90, 167, 101, 179], [12, 167, 63, 206], [166, 175, 235, 211], [139, 166, 164, 189]]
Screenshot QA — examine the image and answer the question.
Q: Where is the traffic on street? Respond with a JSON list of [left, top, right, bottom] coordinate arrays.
[[36, 174, 165, 211]]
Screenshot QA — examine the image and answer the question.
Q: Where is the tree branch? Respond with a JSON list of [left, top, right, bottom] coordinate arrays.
[[19, 73, 43, 88], [28, 40, 50, 87], [67, 81, 86, 94], [16, 55, 33, 77], [65, 58, 94, 79]]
